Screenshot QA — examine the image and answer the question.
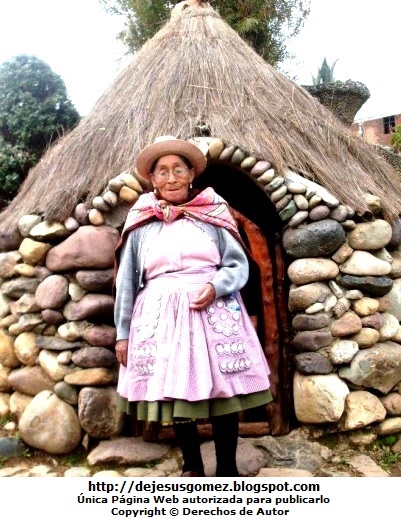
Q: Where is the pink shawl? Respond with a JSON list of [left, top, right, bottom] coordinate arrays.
[[123, 187, 241, 238], [114, 187, 247, 280]]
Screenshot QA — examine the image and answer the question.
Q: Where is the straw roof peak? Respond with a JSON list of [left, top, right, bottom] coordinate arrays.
[[172, 0, 211, 20]]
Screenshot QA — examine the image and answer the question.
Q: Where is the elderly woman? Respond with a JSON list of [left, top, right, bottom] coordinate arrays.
[[114, 136, 272, 477]]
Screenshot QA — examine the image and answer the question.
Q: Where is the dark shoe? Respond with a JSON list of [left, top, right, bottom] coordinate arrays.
[[181, 471, 199, 477]]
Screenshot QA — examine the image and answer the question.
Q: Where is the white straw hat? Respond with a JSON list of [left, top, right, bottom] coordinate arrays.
[[135, 136, 207, 180]]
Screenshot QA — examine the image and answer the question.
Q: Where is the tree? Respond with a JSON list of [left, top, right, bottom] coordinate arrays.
[[100, 1, 173, 53], [0, 55, 80, 206], [391, 125, 401, 153], [100, 0, 310, 66]]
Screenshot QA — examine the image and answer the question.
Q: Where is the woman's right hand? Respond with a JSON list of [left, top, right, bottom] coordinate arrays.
[[115, 339, 129, 366]]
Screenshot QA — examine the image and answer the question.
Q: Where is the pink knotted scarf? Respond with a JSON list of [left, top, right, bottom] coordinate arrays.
[[114, 187, 246, 281], [124, 187, 241, 236]]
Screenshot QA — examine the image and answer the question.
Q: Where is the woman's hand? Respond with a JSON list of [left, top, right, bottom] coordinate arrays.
[[189, 283, 216, 311], [115, 339, 129, 366]]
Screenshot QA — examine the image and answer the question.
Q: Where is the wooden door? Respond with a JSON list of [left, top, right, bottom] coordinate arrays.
[[232, 209, 292, 436]]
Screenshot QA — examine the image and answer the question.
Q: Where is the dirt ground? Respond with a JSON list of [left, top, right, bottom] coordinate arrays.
[[1, 420, 401, 477]]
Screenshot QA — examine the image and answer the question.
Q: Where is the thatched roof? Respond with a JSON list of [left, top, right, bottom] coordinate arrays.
[[1, 2, 401, 232]]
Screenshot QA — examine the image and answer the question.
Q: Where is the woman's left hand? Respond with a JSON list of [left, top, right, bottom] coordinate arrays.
[[115, 339, 129, 366], [189, 283, 216, 311]]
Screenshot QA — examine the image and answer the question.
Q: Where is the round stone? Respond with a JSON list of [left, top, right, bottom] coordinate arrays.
[[329, 205, 348, 222], [207, 139, 225, 159], [292, 313, 331, 331], [337, 275, 393, 297], [309, 205, 331, 221], [283, 220, 346, 258], [340, 251, 391, 276], [295, 352, 333, 375], [293, 329, 332, 351], [341, 220, 356, 231], [250, 161, 272, 177], [331, 311, 362, 337], [270, 185, 288, 203], [240, 156, 257, 170], [351, 328, 380, 348], [288, 211, 309, 228], [256, 169, 275, 184], [288, 258, 339, 285], [287, 182, 307, 195], [347, 220, 392, 251], [274, 194, 292, 212], [288, 282, 330, 313], [279, 201, 298, 222], [293, 194, 308, 210], [308, 195, 322, 208], [231, 148, 246, 164], [264, 176, 285, 193], [352, 297, 380, 317], [219, 145, 236, 161], [88, 208, 105, 226], [329, 340, 359, 365]]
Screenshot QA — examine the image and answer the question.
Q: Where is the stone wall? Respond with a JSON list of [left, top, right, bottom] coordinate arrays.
[[0, 173, 146, 454], [376, 146, 401, 173], [1, 137, 401, 454]]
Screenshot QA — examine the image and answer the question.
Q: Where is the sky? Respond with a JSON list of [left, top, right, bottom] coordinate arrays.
[[0, 0, 400, 121], [0, 0, 128, 116], [283, 0, 401, 121]]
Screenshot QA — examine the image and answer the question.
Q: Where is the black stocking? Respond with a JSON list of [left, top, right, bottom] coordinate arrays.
[[211, 412, 239, 477], [173, 419, 205, 476]]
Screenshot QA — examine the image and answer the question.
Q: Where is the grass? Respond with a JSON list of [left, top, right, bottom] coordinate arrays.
[[21, 447, 32, 459], [377, 448, 401, 473], [368, 435, 401, 473], [375, 435, 399, 447], [59, 450, 88, 468]]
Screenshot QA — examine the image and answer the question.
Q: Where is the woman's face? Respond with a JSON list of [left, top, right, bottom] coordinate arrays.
[[151, 154, 195, 204]]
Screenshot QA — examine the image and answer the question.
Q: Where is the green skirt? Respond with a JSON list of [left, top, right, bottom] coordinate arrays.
[[118, 390, 273, 425]]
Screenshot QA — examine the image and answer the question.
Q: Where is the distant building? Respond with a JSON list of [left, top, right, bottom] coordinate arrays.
[[351, 113, 401, 145]]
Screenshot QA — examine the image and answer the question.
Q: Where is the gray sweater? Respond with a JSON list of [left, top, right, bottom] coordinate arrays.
[[114, 219, 249, 340]]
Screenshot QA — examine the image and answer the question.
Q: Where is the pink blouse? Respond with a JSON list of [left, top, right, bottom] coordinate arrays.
[[144, 218, 221, 279]]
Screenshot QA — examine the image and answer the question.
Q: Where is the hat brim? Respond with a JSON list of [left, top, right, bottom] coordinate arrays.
[[136, 139, 207, 181]]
